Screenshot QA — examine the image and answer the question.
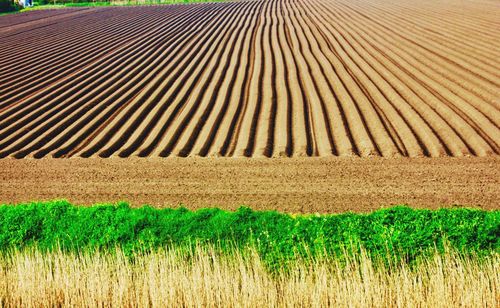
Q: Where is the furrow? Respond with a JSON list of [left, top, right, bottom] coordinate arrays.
[[0, 1, 497, 158]]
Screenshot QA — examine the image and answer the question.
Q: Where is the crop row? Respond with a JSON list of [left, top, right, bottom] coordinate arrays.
[[0, 0, 499, 157]]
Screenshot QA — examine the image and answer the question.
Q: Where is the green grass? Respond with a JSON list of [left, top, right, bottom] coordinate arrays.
[[64, 0, 225, 6], [1, 200, 498, 270], [0, 0, 225, 15], [29, 0, 224, 9]]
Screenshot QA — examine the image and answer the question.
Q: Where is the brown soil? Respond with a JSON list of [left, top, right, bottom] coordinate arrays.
[[0, 0, 499, 158], [0, 1, 498, 212], [0, 157, 498, 213]]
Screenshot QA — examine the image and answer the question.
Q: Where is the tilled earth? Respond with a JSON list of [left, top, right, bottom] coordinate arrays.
[[0, 0, 499, 158], [0, 157, 498, 212], [1, 0, 499, 212]]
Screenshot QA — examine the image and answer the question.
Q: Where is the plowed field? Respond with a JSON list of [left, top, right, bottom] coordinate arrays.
[[1, 0, 499, 158], [0, 157, 499, 212]]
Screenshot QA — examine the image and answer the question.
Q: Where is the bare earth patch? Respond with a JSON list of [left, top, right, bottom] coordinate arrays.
[[0, 157, 498, 213]]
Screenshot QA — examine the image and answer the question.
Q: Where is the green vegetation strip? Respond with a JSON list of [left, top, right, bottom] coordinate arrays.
[[0, 201, 498, 267], [32, 0, 226, 8], [1, 0, 225, 15]]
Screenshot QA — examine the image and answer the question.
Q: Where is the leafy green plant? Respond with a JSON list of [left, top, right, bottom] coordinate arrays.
[[0, 200, 498, 269], [0, 0, 20, 13]]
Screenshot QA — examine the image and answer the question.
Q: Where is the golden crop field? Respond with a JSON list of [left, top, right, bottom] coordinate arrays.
[[1, 246, 498, 307]]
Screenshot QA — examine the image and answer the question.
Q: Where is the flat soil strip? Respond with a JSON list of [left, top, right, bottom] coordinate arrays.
[[0, 157, 498, 213]]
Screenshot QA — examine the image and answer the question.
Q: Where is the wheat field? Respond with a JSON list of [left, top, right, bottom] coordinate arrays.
[[0, 246, 498, 307]]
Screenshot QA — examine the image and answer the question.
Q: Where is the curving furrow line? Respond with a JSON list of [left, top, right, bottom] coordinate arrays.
[[0, 5, 217, 158], [0, 7, 187, 107], [0, 9, 159, 81], [74, 2, 246, 158], [0, 5, 202, 130], [0, 0, 498, 158], [325, 0, 500, 153], [313, 0, 498, 156]]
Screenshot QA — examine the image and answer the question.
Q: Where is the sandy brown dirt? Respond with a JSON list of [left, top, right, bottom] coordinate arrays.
[[0, 0, 499, 158], [0, 157, 498, 213], [0, 1, 499, 212]]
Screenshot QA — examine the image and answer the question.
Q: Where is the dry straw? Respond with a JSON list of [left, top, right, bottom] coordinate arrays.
[[0, 246, 498, 307]]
